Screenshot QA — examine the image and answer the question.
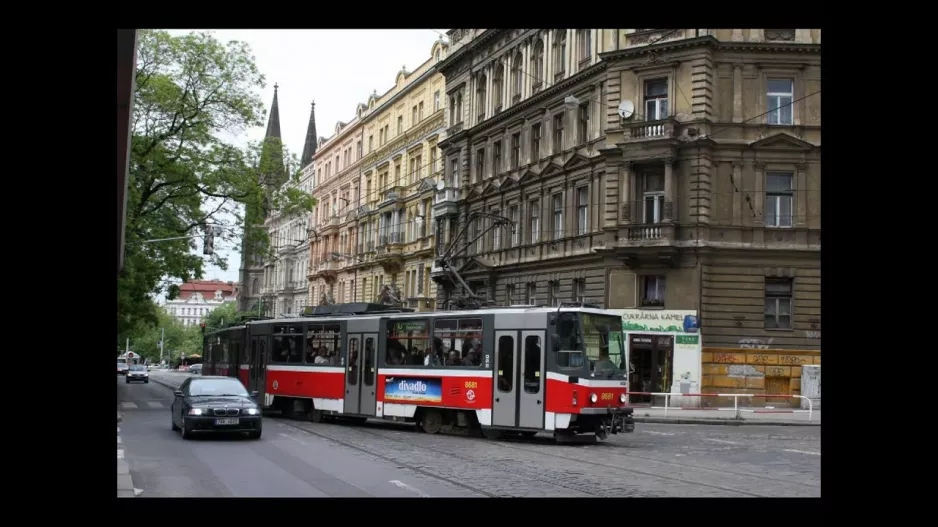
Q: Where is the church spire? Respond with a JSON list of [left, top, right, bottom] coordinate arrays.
[[300, 100, 317, 168], [265, 83, 282, 140]]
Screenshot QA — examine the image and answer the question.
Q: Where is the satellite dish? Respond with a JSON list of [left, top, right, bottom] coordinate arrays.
[[436, 180, 445, 191], [618, 100, 635, 120]]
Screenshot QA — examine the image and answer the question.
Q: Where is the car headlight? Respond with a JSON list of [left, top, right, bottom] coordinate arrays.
[[143, 373, 149, 377], [244, 408, 259, 415], [188, 408, 204, 416], [619, 393, 627, 403], [589, 393, 598, 403]]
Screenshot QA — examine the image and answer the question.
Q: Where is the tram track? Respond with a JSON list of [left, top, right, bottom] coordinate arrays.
[[276, 417, 776, 497]]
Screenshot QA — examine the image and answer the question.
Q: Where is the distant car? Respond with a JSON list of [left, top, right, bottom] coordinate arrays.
[[171, 376, 262, 440], [126, 364, 149, 383], [189, 364, 202, 375], [117, 362, 129, 375]]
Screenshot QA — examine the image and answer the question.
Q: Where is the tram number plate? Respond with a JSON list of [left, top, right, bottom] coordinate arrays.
[[215, 418, 239, 425]]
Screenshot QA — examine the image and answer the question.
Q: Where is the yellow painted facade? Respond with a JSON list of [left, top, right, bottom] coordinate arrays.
[[352, 39, 449, 311], [701, 347, 820, 407]]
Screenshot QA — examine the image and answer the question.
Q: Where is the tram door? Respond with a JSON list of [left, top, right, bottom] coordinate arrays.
[[248, 336, 261, 394], [492, 330, 545, 428], [250, 335, 268, 403], [343, 333, 378, 416]]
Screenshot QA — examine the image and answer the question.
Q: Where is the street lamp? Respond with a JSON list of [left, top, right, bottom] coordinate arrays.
[[563, 95, 581, 110]]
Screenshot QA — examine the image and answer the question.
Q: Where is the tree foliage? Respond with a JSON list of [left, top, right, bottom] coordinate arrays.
[[118, 29, 316, 344], [125, 310, 202, 364]]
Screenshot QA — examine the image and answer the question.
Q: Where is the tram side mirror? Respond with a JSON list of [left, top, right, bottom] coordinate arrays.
[[173, 390, 183, 397], [251, 390, 259, 398]]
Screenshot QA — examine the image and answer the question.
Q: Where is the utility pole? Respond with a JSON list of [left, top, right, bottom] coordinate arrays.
[[159, 327, 165, 365]]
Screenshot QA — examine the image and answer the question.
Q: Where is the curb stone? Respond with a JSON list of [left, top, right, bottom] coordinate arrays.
[[633, 417, 820, 427]]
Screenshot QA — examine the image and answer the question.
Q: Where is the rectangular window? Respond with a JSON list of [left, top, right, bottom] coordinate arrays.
[[450, 158, 459, 186], [552, 114, 564, 152], [547, 280, 559, 306], [644, 79, 669, 121], [412, 106, 417, 126], [493, 141, 502, 174], [492, 210, 501, 250], [764, 278, 793, 329], [579, 29, 591, 61], [576, 186, 588, 235], [767, 79, 794, 126], [578, 102, 589, 143], [368, 135, 373, 152], [476, 148, 485, 181], [474, 217, 483, 253], [641, 276, 665, 307], [385, 319, 430, 366], [765, 172, 794, 227], [642, 172, 664, 224], [497, 335, 514, 392], [363, 337, 375, 386], [506, 284, 515, 305], [510, 133, 521, 169], [523, 335, 542, 394], [271, 325, 304, 364], [572, 278, 586, 302], [397, 116, 403, 135], [434, 91, 441, 112], [418, 101, 424, 120], [434, 318, 483, 367], [357, 141, 362, 159], [509, 205, 519, 246], [531, 124, 541, 160], [430, 148, 438, 176], [529, 200, 540, 243], [552, 193, 563, 239], [526, 282, 537, 304]]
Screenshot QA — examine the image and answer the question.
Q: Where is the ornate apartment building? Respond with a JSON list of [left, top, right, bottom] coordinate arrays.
[[308, 38, 450, 312], [261, 101, 318, 316], [435, 29, 821, 401]]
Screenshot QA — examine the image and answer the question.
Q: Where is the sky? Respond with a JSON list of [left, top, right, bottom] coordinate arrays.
[[164, 29, 448, 287]]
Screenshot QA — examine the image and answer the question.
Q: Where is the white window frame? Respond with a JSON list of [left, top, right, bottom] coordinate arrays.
[[474, 217, 483, 253], [642, 172, 664, 224], [576, 186, 589, 235], [492, 210, 501, 250], [434, 91, 440, 112], [765, 172, 794, 228], [509, 205, 519, 246], [552, 193, 564, 239], [764, 278, 793, 329], [767, 79, 794, 126], [529, 200, 540, 243], [579, 29, 591, 61], [641, 275, 666, 306], [644, 78, 669, 121], [526, 283, 536, 304]]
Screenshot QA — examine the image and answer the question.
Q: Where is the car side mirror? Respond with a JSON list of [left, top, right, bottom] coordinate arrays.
[[251, 390, 259, 398], [173, 390, 183, 397]]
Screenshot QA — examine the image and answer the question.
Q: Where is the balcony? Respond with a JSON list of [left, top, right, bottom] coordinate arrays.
[[375, 233, 405, 272], [318, 216, 340, 234], [623, 118, 680, 142], [447, 121, 464, 136], [432, 187, 461, 217], [607, 200, 681, 267]]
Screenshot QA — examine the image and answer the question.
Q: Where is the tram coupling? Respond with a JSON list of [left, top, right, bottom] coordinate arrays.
[[597, 407, 635, 440]]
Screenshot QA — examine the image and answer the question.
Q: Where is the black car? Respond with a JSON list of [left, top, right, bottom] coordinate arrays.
[[125, 364, 149, 383], [171, 376, 262, 440]]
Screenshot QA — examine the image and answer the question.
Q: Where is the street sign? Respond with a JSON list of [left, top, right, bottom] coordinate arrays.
[[127, 352, 135, 358]]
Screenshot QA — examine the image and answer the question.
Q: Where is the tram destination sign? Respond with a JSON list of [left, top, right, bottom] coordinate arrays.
[[384, 377, 442, 404]]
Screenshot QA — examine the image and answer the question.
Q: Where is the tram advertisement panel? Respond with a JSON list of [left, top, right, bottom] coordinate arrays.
[[384, 377, 443, 404]]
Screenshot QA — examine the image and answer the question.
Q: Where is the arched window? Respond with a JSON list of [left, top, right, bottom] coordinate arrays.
[[553, 30, 567, 76], [252, 278, 259, 295], [531, 39, 545, 91], [476, 74, 487, 121], [511, 52, 523, 101], [435, 49, 441, 62], [493, 64, 504, 109]]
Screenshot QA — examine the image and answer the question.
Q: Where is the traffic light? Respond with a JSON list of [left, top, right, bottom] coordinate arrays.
[[203, 225, 215, 255]]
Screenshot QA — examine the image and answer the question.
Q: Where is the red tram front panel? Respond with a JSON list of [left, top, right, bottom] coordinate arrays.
[[544, 371, 629, 427], [376, 368, 494, 422], [265, 365, 346, 412]]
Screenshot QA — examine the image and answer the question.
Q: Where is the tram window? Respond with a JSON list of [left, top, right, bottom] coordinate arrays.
[[555, 312, 585, 368], [364, 338, 375, 386], [387, 319, 430, 366], [523, 335, 542, 394], [348, 338, 359, 386], [270, 326, 303, 364], [259, 339, 267, 368], [497, 336, 514, 392], [251, 340, 257, 366], [433, 318, 483, 367], [306, 324, 341, 365], [221, 338, 229, 365]]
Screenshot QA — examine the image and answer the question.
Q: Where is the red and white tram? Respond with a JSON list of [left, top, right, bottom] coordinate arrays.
[[203, 303, 635, 440]]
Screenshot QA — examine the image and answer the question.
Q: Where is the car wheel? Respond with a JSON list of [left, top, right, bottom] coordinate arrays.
[[125, 379, 130, 384], [144, 380, 149, 384], [171, 416, 180, 431], [181, 423, 193, 440]]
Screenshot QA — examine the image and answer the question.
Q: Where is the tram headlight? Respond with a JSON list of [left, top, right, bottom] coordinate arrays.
[[619, 393, 627, 404], [188, 408, 204, 416], [589, 393, 598, 404]]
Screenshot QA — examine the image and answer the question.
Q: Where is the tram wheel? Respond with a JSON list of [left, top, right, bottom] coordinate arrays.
[[308, 409, 324, 423], [419, 409, 443, 434], [480, 427, 503, 440]]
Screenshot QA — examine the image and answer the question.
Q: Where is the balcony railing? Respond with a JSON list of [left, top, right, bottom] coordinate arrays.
[[447, 121, 464, 136], [623, 118, 679, 141], [434, 187, 460, 204], [622, 198, 676, 226], [389, 231, 402, 244]]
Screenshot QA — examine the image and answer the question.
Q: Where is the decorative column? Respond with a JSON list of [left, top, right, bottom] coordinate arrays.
[[733, 63, 744, 123], [795, 163, 808, 228], [752, 161, 766, 245], [620, 161, 633, 224], [663, 157, 675, 222]]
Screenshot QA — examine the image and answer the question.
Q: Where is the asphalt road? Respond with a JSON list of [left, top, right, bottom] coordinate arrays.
[[119, 375, 820, 497]]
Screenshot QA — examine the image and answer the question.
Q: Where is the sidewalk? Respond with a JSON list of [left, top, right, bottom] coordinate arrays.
[[117, 406, 139, 497], [630, 407, 821, 426]]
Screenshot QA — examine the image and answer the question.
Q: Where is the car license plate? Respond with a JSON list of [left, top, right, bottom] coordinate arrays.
[[215, 418, 239, 425]]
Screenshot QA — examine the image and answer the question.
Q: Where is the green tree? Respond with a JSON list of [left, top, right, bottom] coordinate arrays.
[[129, 310, 203, 364], [203, 301, 238, 331], [119, 30, 316, 343]]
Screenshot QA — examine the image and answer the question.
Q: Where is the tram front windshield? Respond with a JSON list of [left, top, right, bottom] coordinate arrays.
[[580, 313, 625, 378]]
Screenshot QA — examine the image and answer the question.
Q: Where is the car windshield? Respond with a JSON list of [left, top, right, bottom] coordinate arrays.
[[118, 363, 127, 367], [580, 313, 626, 379], [189, 379, 249, 397], [130, 365, 146, 371]]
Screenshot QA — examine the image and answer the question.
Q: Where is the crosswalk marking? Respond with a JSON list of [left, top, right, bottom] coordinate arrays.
[[146, 402, 164, 408], [121, 402, 138, 409]]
